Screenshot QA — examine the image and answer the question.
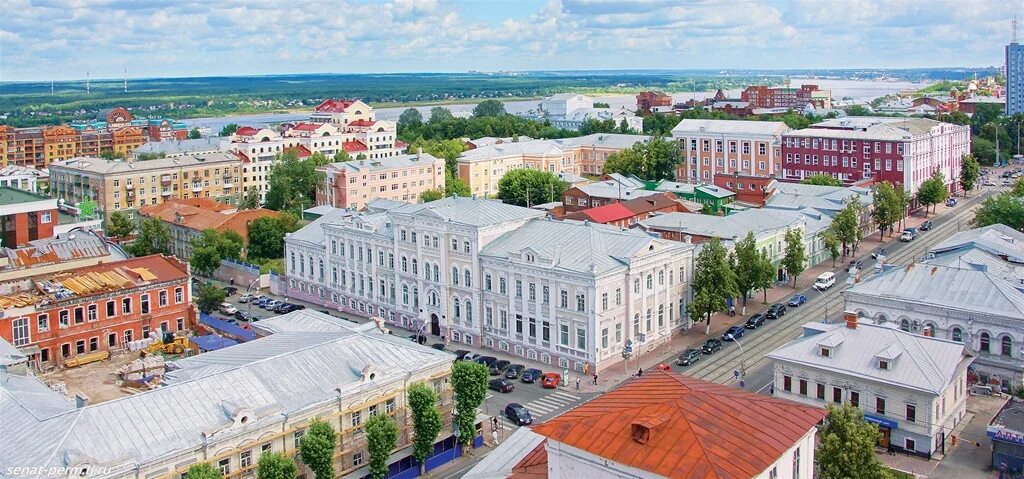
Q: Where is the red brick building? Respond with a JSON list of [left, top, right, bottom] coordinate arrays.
[[636, 91, 672, 112], [561, 192, 696, 227], [741, 84, 828, 109], [0, 254, 193, 370], [713, 173, 777, 206], [0, 187, 58, 248]]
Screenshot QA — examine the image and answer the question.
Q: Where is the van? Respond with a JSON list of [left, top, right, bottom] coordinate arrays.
[[813, 272, 836, 290]]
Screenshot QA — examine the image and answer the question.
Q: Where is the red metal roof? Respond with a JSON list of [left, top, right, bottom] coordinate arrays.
[[395, 140, 408, 148], [342, 140, 368, 152], [579, 202, 635, 223], [315, 99, 356, 113], [235, 126, 257, 136], [231, 150, 251, 163], [290, 122, 320, 131], [348, 119, 376, 127], [527, 370, 827, 479], [283, 145, 313, 158]]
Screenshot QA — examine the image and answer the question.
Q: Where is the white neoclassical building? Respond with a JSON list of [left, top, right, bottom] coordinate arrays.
[[843, 262, 1024, 392]]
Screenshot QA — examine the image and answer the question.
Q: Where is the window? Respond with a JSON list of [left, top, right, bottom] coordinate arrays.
[[122, 297, 132, 314], [141, 294, 150, 314], [293, 429, 305, 448], [452, 267, 460, 285], [528, 317, 536, 338], [576, 293, 585, 312], [175, 287, 183, 303], [820, 347, 831, 357], [560, 290, 568, 308], [515, 280, 522, 298], [951, 327, 963, 342], [499, 278, 507, 294], [159, 290, 168, 307], [353, 452, 364, 467], [878, 359, 889, 370], [575, 328, 586, 349], [352, 410, 363, 427], [783, 375, 792, 392], [559, 324, 569, 346], [833, 387, 842, 403], [1002, 336, 1014, 357], [218, 458, 230, 476], [240, 451, 252, 469], [615, 288, 622, 305], [36, 313, 49, 332], [74, 307, 84, 324], [485, 274, 492, 290], [769, 467, 777, 479], [792, 447, 800, 479], [849, 391, 859, 407], [646, 274, 653, 289], [528, 283, 536, 301], [11, 318, 29, 346], [601, 292, 608, 310], [799, 379, 807, 395], [369, 404, 379, 416], [980, 332, 991, 353], [905, 438, 916, 451], [633, 278, 640, 293], [543, 285, 550, 303], [876, 397, 886, 415], [816, 383, 825, 400], [59, 310, 69, 328]]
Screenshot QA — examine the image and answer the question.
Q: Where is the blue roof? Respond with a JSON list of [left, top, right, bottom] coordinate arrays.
[[190, 334, 239, 351], [198, 313, 256, 341]]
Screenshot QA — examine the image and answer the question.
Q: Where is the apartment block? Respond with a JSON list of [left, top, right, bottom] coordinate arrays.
[[671, 119, 789, 184], [316, 152, 446, 210]]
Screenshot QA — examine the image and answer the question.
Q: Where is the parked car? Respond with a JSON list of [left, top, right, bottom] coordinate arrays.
[[847, 260, 863, 272], [475, 356, 498, 368], [262, 300, 280, 310], [677, 348, 702, 366], [504, 403, 533, 426], [504, 364, 526, 379], [252, 297, 269, 307], [521, 368, 544, 383], [787, 295, 807, 307], [238, 293, 255, 303], [541, 372, 561, 388], [813, 272, 836, 290], [223, 287, 238, 296], [234, 311, 258, 322], [766, 303, 787, 319], [273, 303, 293, 313], [453, 349, 471, 361], [722, 326, 745, 341], [900, 228, 917, 242], [744, 314, 766, 329], [701, 338, 722, 354], [919, 220, 933, 231], [655, 363, 671, 371], [488, 378, 515, 393], [490, 360, 511, 375], [462, 352, 480, 362], [430, 343, 446, 351], [946, 198, 958, 207], [218, 303, 238, 315], [408, 334, 427, 345], [871, 249, 886, 260]]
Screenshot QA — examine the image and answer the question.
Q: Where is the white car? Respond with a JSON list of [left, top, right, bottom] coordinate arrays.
[[219, 302, 238, 315], [238, 293, 255, 303], [813, 272, 836, 290]]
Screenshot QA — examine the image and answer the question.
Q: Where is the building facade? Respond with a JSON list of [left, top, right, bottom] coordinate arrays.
[[138, 198, 280, 260], [316, 152, 446, 210], [671, 119, 789, 184], [781, 117, 971, 197], [48, 153, 243, 216], [768, 313, 973, 458], [741, 84, 831, 109], [1008, 39, 1024, 115], [0, 254, 193, 370], [0, 187, 58, 248], [636, 91, 673, 111]]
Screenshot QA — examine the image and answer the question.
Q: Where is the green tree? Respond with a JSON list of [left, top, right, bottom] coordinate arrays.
[[781, 228, 806, 287], [960, 154, 980, 196], [445, 172, 471, 197], [190, 229, 243, 277], [496, 169, 566, 206], [429, 106, 454, 123], [473, 99, 506, 118], [871, 182, 899, 239], [406, 138, 466, 176], [822, 229, 841, 268], [975, 193, 1024, 229], [106, 211, 135, 238], [332, 151, 352, 163], [452, 361, 488, 449], [247, 215, 297, 260], [398, 108, 423, 130], [241, 187, 261, 210], [916, 170, 949, 216], [892, 188, 909, 233], [731, 232, 760, 310], [801, 174, 843, 187], [601, 136, 678, 181], [195, 282, 226, 313], [219, 123, 239, 137], [408, 383, 444, 474], [265, 151, 320, 213], [1012, 177, 1024, 197], [686, 238, 739, 334], [832, 200, 861, 258], [127, 217, 171, 257], [755, 248, 775, 304], [817, 404, 893, 479], [256, 452, 297, 479], [309, 152, 331, 167], [593, 101, 611, 108], [188, 128, 202, 139], [365, 414, 398, 479], [299, 418, 337, 479], [185, 462, 222, 479], [419, 189, 444, 203]]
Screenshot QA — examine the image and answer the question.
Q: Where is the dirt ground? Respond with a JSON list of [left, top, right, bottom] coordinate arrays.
[[39, 349, 154, 404]]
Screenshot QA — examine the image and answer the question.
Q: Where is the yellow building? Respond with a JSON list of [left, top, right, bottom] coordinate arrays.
[[42, 126, 81, 165], [48, 153, 243, 216]]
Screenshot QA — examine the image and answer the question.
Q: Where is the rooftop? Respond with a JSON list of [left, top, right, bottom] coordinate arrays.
[[639, 207, 804, 240], [138, 200, 279, 240], [0, 165, 48, 179], [50, 153, 239, 176], [3, 230, 116, 270], [459, 140, 565, 163], [554, 133, 650, 150], [389, 196, 545, 228], [765, 182, 873, 213], [132, 137, 224, 156], [671, 118, 789, 136], [929, 224, 1024, 262], [990, 399, 1024, 439], [327, 152, 442, 173], [767, 320, 972, 395], [0, 186, 54, 207]]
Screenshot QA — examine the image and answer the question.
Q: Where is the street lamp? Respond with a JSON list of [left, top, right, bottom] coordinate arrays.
[[726, 333, 747, 387], [814, 284, 829, 324], [244, 277, 260, 313]]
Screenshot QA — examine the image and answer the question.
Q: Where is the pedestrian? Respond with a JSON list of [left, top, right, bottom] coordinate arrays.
[[729, 305, 735, 317], [575, 377, 580, 390], [637, 367, 643, 377], [491, 428, 499, 446], [592, 373, 598, 385]]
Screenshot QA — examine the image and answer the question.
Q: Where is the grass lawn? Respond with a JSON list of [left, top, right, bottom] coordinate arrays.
[[887, 468, 916, 479]]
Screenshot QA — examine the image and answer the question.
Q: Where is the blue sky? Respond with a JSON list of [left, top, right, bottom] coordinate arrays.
[[0, 0, 1017, 81]]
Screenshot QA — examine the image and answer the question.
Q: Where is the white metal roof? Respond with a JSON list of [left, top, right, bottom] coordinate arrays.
[[670, 119, 789, 137]]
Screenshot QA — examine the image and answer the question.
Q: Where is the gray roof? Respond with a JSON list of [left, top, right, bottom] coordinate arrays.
[[991, 400, 1024, 439], [480, 218, 691, 276], [463, 427, 545, 479], [785, 116, 957, 141], [329, 153, 443, 173], [654, 180, 736, 199], [767, 321, 971, 395], [132, 137, 224, 156], [573, 181, 661, 201], [639, 208, 804, 240], [765, 182, 873, 214], [671, 119, 789, 136], [555, 133, 651, 150], [557, 172, 587, 184], [844, 263, 1024, 318], [467, 136, 534, 148], [0, 337, 27, 367], [49, 153, 239, 176], [4, 230, 116, 270], [459, 140, 565, 163], [287, 208, 356, 246], [929, 224, 1024, 262], [1, 310, 452, 475], [363, 198, 408, 213], [252, 309, 379, 335], [0, 164, 47, 179], [389, 196, 544, 228], [925, 247, 1024, 286]]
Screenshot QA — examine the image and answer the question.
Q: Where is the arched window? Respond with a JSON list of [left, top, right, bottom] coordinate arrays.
[[633, 314, 640, 336], [402, 285, 409, 305], [646, 274, 653, 289], [646, 309, 652, 331], [401, 256, 408, 272], [899, 318, 911, 332], [299, 255, 305, 274], [658, 270, 665, 285], [308, 257, 314, 277], [1002, 336, 1014, 357], [452, 267, 460, 285], [433, 264, 439, 282], [290, 252, 296, 272], [464, 270, 471, 287], [413, 287, 419, 308], [318, 259, 324, 282], [465, 301, 473, 323], [500, 278, 507, 294], [412, 259, 418, 275], [425, 263, 431, 281], [951, 327, 963, 343], [453, 299, 461, 318], [980, 332, 991, 353], [658, 304, 665, 327]]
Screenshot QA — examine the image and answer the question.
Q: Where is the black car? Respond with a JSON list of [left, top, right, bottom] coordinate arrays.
[[273, 303, 292, 313], [847, 260, 862, 272], [429, 343, 446, 351], [490, 360, 511, 375], [234, 311, 259, 322], [744, 314, 766, 329], [223, 287, 238, 296], [504, 364, 526, 379], [453, 349, 471, 361], [475, 356, 497, 368], [408, 334, 427, 345], [504, 403, 533, 426], [520, 368, 543, 383], [677, 348, 702, 366], [920, 220, 933, 231], [701, 338, 722, 354], [766, 303, 787, 319], [488, 378, 515, 393]]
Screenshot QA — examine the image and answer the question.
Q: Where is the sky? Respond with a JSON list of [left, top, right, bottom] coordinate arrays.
[[0, 0, 1018, 81]]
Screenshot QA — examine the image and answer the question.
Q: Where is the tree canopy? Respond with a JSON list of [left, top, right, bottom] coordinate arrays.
[[106, 211, 135, 238], [871, 181, 900, 238], [126, 217, 171, 257], [247, 214, 299, 261], [730, 232, 762, 308], [782, 228, 806, 287], [365, 414, 398, 479], [687, 238, 739, 334], [496, 169, 566, 206], [960, 154, 980, 195], [974, 193, 1024, 230], [398, 108, 423, 129], [472, 99, 507, 118], [429, 106, 454, 123], [299, 418, 337, 479], [801, 174, 843, 187], [408, 382, 444, 474], [916, 170, 949, 216], [816, 404, 893, 479], [219, 123, 239, 137], [452, 361, 489, 448], [195, 282, 226, 314], [190, 229, 243, 277], [185, 463, 222, 479], [405, 137, 466, 176], [188, 128, 202, 139], [256, 452, 297, 479], [601, 136, 679, 181], [264, 151, 321, 213]]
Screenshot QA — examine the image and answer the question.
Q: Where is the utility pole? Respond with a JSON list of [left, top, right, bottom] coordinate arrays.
[[86, 69, 90, 94]]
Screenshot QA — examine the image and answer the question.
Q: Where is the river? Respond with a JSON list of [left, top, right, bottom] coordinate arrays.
[[181, 78, 930, 133]]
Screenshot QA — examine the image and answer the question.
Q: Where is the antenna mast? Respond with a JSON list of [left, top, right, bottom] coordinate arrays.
[[124, 68, 128, 93], [86, 69, 91, 94]]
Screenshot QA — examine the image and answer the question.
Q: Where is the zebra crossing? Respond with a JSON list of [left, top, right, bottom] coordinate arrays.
[[491, 390, 584, 430]]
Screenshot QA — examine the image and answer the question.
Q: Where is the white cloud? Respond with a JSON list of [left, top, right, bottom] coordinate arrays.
[[0, 0, 1016, 80]]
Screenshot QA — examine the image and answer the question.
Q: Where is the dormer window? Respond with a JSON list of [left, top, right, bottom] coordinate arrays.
[[878, 359, 890, 370], [819, 347, 831, 358], [525, 253, 535, 262]]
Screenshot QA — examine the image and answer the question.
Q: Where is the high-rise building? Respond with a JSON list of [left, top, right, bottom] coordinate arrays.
[[1008, 30, 1024, 115]]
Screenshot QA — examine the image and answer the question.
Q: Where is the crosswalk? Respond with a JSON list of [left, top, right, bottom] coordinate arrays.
[[491, 390, 584, 430]]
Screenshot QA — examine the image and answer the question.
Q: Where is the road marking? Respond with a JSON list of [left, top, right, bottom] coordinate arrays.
[[532, 397, 570, 409], [525, 402, 556, 413], [550, 391, 582, 400]]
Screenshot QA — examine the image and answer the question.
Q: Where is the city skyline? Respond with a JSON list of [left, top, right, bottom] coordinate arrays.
[[1, 0, 1019, 82]]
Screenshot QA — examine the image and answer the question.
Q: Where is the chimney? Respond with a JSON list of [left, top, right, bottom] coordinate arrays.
[[417, 147, 423, 160], [683, 234, 692, 244], [630, 414, 668, 445], [844, 310, 858, 329], [75, 393, 90, 408]]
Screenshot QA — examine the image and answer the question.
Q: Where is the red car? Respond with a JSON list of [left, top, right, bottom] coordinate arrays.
[[656, 363, 671, 371], [541, 372, 561, 389]]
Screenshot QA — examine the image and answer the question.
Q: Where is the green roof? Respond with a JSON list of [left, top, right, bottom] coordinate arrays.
[[0, 186, 53, 206]]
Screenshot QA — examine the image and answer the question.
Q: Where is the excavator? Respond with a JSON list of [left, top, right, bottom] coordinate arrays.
[[140, 331, 190, 357]]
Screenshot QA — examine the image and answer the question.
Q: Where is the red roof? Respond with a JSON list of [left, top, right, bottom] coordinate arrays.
[[348, 119, 376, 127], [291, 122, 320, 132], [231, 150, 251, 163], [283, 144, 313, 158], [395, 140, 408, 148], [526, 370, 827, 479], [342, 140, 368, 152], [315, 99, 356, 113], [576, 202, 635, 223], [235, 126, 258, 136]]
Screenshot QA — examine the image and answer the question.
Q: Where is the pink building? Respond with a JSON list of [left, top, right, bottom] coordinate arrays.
[[317, 151, 446, 210], [781, 117, 971, 199]]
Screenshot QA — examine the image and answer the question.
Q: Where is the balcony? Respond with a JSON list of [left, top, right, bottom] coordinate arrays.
[[191, 184, 203, 193], [161, 175, 172, 185], [162, 189, 172, 196]]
